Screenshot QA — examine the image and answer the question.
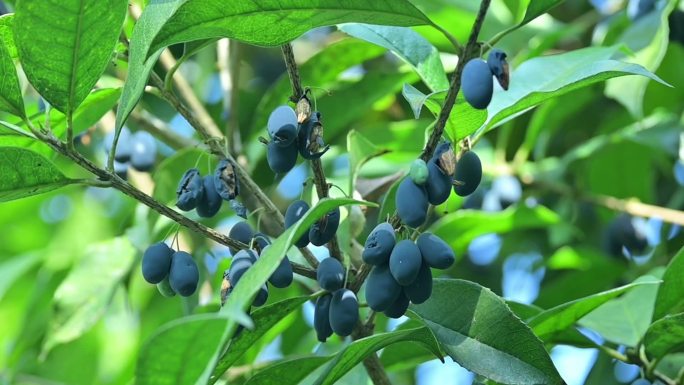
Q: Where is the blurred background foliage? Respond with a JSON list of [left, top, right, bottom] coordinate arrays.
[[0, 0, 683, 384]]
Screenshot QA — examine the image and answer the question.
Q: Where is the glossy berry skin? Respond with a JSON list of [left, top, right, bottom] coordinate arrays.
[[156, 276, 176, 297], [197, 176, 222, 218], [268, 105, 298, 147], [384, 290, 410, 319], [309, 208, 340, 246], [329, 289, 359, 337], [252, 233, 271, 254], [627, 0, 656, 21], [461, 58, 494, 110], [409, 159, 429, 185], [317, 257, 345, 292], [365, 264, 401, 312], [298, 111, 330, 160], [253, 284, 269, 307], [314, 294, 334, 342], [389, 240, 423, 286], [630, 379, 651, 385], [487, 49, 509, 90], [396, 178, 429, 228], [176, 168, 204, 211], [453, 151, 482, 197], [169, 251, 199, 297], [425, 160, 452, 205], [284, 200, 310, 247], [130, 131, 157, 172], [228, 222, 254, 255], [104, 127, 132, 162], [263, 245, 294, 288], [228, 254, 254, 285], [213, 159, 239, 201], [416, 233, 455, 269], [362, 222, 396, 265], [267, 140, 298, 174], [141, 242, 174, 284], [233, 249, 258, 264], [404, 261, 432, 304]]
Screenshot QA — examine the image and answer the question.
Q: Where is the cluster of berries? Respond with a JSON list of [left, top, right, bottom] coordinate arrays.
[[176, 159, 242, 218], [141, 242, 199, 297]]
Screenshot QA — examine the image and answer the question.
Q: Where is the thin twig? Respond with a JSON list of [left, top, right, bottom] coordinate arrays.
[[148, 71, 321, 269], [281, 43, 343, 262], [353, 0, 494, 292]]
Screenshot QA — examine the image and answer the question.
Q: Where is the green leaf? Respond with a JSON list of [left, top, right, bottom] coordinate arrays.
[[314, 327, 443, 385], [643, 313, 684, 361], [46, 88, 123, 138], [115, 0, 188, 131], [528, 277, 661, 341], [250, 38, 386, 138], [136, 314, 232, 385], [42, 238, 136, 355], [210, 296, 310, 383], [246, 326, 441, 385], [244, 356, 333, 385], [14, 0, 127, 114], [0, 21, 24, 118], [339, 23, 448, 91], [402, 83, 442, 119], [605, 0, 679, 117], [519, 0, 565, 25], [463, 47, 669, 141], [490, 0, 565, 46], [0, 252, 42, 302], [347, 129, 390, 193], [411, 279, 564, 385], [653, 246, 684, 320], [148, 0, 432, 54], [579, 274, 662, 347], [429, 205, 561, 255], [0, 147, 74, 202], [221, 198, 377, 320], [0, 14, 17, 59]]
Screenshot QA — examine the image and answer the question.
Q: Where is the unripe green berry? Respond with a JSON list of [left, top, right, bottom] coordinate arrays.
[[410, 159, 429, 185]]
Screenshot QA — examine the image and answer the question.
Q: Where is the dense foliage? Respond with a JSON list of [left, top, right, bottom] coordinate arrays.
[[1, 0, 684, 385]]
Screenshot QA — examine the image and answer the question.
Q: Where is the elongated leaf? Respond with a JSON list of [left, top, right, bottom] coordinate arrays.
[[528, 277, 661, 341], [0, 14, 17, 59], [339, 23, 448, 91], [222, 198, 377, 319], [643, 313, 684, 361], [411, 279, 564, 385], [653, 246, 684, 320], [0, 26, 24, 118], [43, 238, 136, 355], [455, 47, 668, 141], [605, 0, 678, 116], [210, 296, 309, 383], [0, 252, 42, 301], [315, 327, 442, 385], [402, 83, 442, 119], [47, 88, 123, 138], [115, 0, 188, 131], [149, 0, 432, 54], [0, 147, 74, 202], [136, 314, 232, 385], [14, 0, 127, 114], [429, 205, 561, 255], [244, 356, 333, 385], [519, 0, 565, 25], [579, 274, 662, 347]]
